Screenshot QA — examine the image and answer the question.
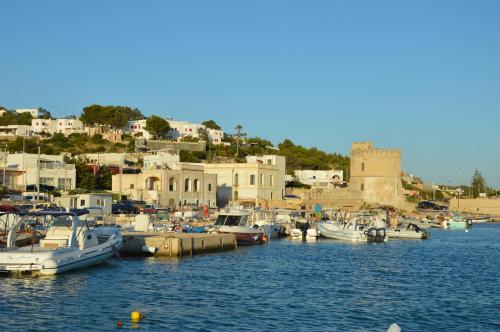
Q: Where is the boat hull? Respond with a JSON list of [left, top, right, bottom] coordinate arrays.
[[317, 222, 366, 242], [386, 229, 428, 240], [0, 234, 121, 276]]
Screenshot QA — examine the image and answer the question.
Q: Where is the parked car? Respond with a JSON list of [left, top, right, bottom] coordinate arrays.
[[417, 201, 448, 211], [112, 202, 139, 214]]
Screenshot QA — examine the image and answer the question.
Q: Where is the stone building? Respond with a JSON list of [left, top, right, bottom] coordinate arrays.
[[349, 142, 404, 206], [111, 162, 217, 208], [201, 155, 286, 207]]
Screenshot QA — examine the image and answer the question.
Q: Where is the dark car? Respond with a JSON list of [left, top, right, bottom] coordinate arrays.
[[417, 201, 437, 210], [112, 202, 139, 214], [417, 201, 449, 211]]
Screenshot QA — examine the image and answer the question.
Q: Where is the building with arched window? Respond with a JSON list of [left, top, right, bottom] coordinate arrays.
[[112, 162, 217, 208]]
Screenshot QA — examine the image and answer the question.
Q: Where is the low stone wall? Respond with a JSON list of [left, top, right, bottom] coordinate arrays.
[[449, 198, 500, 216], [135, 138, 206, 152]]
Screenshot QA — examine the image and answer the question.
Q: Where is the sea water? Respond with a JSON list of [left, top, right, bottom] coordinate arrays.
[[1, 224, 499, 331]]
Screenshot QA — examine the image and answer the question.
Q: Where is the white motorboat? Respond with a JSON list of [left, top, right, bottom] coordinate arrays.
[[212, 209, 267, 245], [306, 228, 318, 241], [386, 223, 429, 240], [317, 218, 387, 243], [465, 215, 491, 223], [0, 210, 122, 276], [251, 209, 284, 239]]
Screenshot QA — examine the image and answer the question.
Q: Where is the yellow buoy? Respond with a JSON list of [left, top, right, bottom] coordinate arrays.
[[131, 311, 142, 322]]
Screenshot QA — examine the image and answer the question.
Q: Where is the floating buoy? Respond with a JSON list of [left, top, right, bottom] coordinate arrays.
[[387, 323, 401, 332], [117, 320, 123, 327], [131, 311, 142, 322]]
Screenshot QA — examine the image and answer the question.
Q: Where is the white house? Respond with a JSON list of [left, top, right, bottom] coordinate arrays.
[[0, 125, 33, 138], [124, 119, 151, 139], [54, 193, 113, 216], [16, 108, 40, 118], [5, 153, 76, 190], [294, 170, 344, 188], [31, 118, 85, 136], [143, 151, 180, 169], [201, 155, 286, 207]]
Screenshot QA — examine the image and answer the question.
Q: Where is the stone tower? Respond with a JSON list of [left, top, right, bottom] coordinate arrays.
[[349, 142, 404, 206]]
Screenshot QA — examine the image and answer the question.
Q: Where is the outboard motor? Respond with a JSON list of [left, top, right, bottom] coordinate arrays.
[[296, 220, 309, 240], [365, 228, 387, 243]]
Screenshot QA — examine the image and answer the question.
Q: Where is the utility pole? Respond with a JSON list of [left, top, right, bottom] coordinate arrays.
[[22, 137, 26, 193], [2, 145, 6, 187], [36, 146, 40, 208], [234, 125, 246, 158], [458, 168, 462, 210], [119, 154, 123, 201]]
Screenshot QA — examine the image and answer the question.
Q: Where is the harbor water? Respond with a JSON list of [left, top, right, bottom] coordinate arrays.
[[1, 224, 500, 331]]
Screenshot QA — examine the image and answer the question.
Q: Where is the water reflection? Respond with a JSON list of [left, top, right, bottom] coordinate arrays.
[[0, 224, 499, 331]]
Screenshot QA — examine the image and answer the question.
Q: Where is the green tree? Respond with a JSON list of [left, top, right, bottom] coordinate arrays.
[[145, 116, 171, 140], [471, 169, 487, 198], [0, 111, 32, 126], [202, 120, 221, 130], [38, 107, 52, 119], [95, 166, 112, 190], [80, 104, 143, 128], [74, 157, 96, 191]]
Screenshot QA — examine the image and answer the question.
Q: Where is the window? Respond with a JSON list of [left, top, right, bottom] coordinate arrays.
[[40, 177, 54, 186], [208, 183, 212, 192], [267, 159, 272, 165], [130, 184, 134, 189], [80, 199, 86, 206], [260, 174, 265, 186], [96, 199, 105, 207], [234, 173, 239, 187], [194, 179, 199, 192], [361, 183, 365, 191], [250, 174, 255, 185], [270, 175, 274, 186], [185, 178, 190, 192], [361, 162, 365, 172], [169, 177, 175, 192]]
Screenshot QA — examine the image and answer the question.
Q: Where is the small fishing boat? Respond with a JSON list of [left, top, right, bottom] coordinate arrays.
[[386, 223, 429, 240], [212, 209, 267, 245], [447, 213, 472, 230], [465, 215, 491, 223], [317, 219, 387, 243], [0, 210, 122, 276]]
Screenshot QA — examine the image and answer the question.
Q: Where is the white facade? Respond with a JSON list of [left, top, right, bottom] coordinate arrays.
[[31, 118, 85, 136], [5, 153, 76, 190], [167, 120, 204, 140], [0, 125, 33, 138], [207, 128, 224, 145], [168, 120, 224, 144], [124, 119, 151, 139], [83, 153, 136, 166], [54, 193, 113, 216], [16, 108, 40, 118], [143, 151, 180, 169], [202, 155, 286, 207], [124, 118, 224, 144], [294, 170, 343, 187], [112, 162, 217, 207]]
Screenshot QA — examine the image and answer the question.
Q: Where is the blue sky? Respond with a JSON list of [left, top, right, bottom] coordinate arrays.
[[1, 0, 500, 187]]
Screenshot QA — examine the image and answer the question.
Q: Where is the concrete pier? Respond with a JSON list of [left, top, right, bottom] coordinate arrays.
[[120, 232, 237, 257]]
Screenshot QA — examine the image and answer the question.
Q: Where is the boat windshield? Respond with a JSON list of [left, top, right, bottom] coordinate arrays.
[[215, 215, 247, 226], [215, 215, 226, 225]]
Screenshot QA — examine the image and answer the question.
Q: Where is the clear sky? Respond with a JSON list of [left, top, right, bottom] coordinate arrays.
[[1, 0, 500, 187]]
